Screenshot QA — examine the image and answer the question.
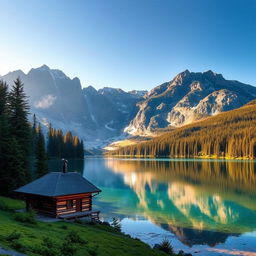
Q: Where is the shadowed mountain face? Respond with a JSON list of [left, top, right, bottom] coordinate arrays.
[[0, 65, 145, 148], [1, 66, 255, 148], [160, 225, 238, 247], [125, 70, 256, 135]]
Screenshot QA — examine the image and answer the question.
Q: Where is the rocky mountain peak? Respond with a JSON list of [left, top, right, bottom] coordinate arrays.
[[1, 66, 255, 149], [180, 69, 190, 77], [39, 64, 50, 70], [51, 69, 67, 80], [4, 69, 25, 78], [172, 69, 191, 85], [28, 65, 70, 80], [124, 70, 256, 135], [83, 85, 98, 95], [202, 70, 224, 81], [128, 90, 148, 98], [99, 87, 125, 95]]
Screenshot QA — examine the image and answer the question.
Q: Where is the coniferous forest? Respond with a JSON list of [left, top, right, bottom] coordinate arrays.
[[0, 79, 84, 196], [108, 100, 256, 159], [47, 125, 84, 159]]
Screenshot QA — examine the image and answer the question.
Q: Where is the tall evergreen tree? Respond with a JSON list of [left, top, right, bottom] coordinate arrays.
[[64, 131, 74, 158], [8, 78, 31, 185], [47, 123, 54, 157], [0, 81, 11, 194], [31, 114, 37, 154], [0, 81, 24, 195], [35, 124, 48, 178]]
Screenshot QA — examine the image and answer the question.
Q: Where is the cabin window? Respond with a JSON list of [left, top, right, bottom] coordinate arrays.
[[66, 200, 73, 209]]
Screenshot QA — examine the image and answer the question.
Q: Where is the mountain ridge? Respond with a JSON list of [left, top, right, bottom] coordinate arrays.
[[108, 100, 256, 158], [124, 70, 256, 135], [0, 65, 147, 149], [1, 65, 255, 149]]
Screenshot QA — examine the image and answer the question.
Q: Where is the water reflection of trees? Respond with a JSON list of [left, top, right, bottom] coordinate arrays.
[[105, 159, 256, 196], [104, 158, 256, 242]]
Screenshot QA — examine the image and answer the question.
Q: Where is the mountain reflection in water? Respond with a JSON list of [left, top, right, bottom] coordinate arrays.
[[49, 158, 256, 248]]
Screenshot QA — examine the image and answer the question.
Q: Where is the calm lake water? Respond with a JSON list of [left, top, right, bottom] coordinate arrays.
[[49, 158, 256, 255]]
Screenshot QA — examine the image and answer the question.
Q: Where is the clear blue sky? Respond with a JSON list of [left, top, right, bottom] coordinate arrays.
[[0, 0, 255, 90]]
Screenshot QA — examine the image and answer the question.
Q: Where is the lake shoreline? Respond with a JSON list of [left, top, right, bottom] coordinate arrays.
[[46, 157, 256, 256], [104, 154, 255, 160]]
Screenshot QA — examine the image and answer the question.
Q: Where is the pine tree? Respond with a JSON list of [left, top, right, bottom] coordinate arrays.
[[31, 114, 37, 154], [0, 81, 12, 194], [5, 138, 25, 194], [0, 81, 24, 195], [64, 131, 74, 158], [47, 123, 54, 157], [78, 140, 84, 158], [8, 78, 31, 185], [35, 124, 48, 178], [111, 217, 121, 232]]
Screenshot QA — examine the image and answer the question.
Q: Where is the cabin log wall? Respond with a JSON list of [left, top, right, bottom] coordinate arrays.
[[25, 193, 95, 218], [55, 193, 92, 217], [26, 195, 56, 217]]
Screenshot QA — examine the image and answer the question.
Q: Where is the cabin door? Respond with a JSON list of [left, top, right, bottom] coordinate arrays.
[[76, 199, 82, 212]]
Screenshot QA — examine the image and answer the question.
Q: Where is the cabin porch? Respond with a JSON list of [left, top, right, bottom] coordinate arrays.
[[58, 210, 100, 220]]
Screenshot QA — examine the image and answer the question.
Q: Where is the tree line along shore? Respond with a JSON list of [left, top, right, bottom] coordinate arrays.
[[107, 101, 256, 159]]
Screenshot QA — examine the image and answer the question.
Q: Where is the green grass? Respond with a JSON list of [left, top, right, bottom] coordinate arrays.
[[0, 196, 25, 211], [0, 197, 168, 256]]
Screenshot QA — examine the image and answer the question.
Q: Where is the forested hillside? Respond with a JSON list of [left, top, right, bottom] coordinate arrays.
[[108, 100, 256, 159]]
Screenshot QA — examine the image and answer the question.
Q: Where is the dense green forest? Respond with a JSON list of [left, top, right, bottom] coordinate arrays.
[[47, 125, 84, 159], [0, 79, 84, 196], [108, 100, 256, 159]]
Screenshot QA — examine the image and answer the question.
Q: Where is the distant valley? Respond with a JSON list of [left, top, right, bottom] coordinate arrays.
[[1, 65, 255, 150]]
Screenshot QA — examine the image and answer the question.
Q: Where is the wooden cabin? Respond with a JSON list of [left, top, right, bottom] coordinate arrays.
[[15, 168, 101, 220]]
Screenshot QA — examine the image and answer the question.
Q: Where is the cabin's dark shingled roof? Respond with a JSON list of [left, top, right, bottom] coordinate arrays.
[[15, 172, 101, 197]]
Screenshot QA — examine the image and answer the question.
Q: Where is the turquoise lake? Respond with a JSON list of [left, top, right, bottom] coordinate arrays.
[[49, 158, 256, 255]]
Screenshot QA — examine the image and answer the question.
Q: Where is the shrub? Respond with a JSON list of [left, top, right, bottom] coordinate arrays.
[[61, 241, 77, 256], [14, 211, 37, 225], [41, 247, 59, 256], [74, 219, 83, 224], [101, 221, 110, 226], [87, 245, 99, 256], [155, 239, 174, 255], [86, 221, 96, 226], [42, 237, 55, 248], [87, 248, 98, 256], [66, 231, 85, 244], [6, 231, 22, 241], [0, 201, 11, 211], [0, 197, 25, 211], [30, 243, 58, 256], [10, 240, 26, 253], [30, 237, 59, 256], [60, 224, 68, 230], [111, 217, 121, 232]]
